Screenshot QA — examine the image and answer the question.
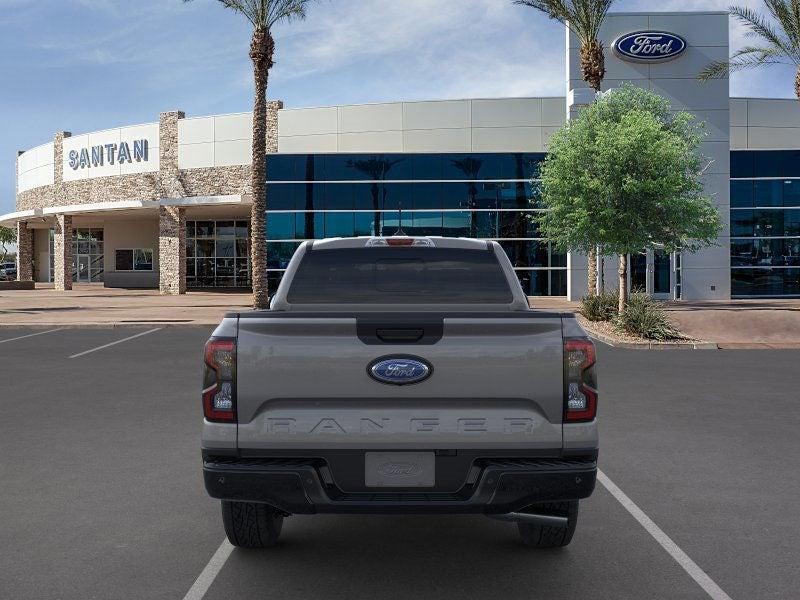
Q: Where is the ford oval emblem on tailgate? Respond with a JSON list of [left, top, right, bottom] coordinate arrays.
[[368, 356, 432, 385]]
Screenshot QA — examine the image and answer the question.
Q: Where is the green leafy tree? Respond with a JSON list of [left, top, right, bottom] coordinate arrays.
[[0, 226, 15, 264], [699, 2, 800, 100], [515, 0, 616, 294], [535, 85, 722, 312], [184, 0, 316, 308]]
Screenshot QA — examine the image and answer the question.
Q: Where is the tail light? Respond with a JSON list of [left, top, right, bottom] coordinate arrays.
[[203, 338, 236, 422], [563, 338, 597, 422]]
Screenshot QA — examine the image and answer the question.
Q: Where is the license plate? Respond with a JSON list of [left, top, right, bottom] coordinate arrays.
[[365, 452, 435, 487]]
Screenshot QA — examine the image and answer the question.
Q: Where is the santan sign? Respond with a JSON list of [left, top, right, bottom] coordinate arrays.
[[68, 139, 149, 170], [613, 31, 687, 62]]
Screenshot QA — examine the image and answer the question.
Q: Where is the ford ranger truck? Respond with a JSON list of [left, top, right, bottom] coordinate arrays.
[[202, 237, 598, 548]]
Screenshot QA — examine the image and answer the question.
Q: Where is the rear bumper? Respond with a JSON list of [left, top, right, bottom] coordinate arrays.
[[203, 455, 597, 514]]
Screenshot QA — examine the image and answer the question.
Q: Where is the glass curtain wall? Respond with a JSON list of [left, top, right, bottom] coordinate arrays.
[[264, 153, 567, 296], [47, 228, 104, 283], [186, 220, 251, 288], [731, 151, 800, 297]]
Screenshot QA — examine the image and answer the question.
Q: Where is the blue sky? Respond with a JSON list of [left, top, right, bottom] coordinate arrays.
[[1, 0, 797, 215]]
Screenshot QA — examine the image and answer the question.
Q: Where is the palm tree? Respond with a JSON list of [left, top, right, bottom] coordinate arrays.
[[699, 2, 800, 101], [185, 0, 314, 309], [515, 0, 616, 295]]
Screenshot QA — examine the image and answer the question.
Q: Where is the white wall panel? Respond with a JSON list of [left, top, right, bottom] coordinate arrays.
[[338, 103, 403, 133], [278, 107, 338, 137], [338, 131, 403, 152], [691, 110, 729, 142], [729, 99, 748, 127], [402, 128, 471, 152], [747, 98, 800, 128], [178, 142, 214, 170], [471, 98, 542, 128], [648, 13, 729, 47], [746, 127, 800, 149], [541, 98, 566, 126], [403, 100, 471, 130], [730, 126, 748, 149], [214, 113, 252, 142], [214, 139, 250, 166], [278, 134, 338, 153], [650, 78, 730, 111], [472, 127, 543, 152], [179, 117, 214, 144]]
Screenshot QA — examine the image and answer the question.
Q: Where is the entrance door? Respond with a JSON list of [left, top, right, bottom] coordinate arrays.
[[626, 249, 674, 298], [630, 253, 647, 293], [77, 256, 90, 282], [652, 249, 672, 299]]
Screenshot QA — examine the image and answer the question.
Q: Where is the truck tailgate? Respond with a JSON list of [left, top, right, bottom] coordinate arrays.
[[236, 313, 564, 450]]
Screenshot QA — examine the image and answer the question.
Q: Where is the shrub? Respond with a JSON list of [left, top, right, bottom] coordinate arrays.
[[580, 290, 619, 322], [614, 293, 683, 340]]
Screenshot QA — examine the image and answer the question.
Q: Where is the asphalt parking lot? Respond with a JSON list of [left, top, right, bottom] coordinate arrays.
[[2, 326, 798, 600]]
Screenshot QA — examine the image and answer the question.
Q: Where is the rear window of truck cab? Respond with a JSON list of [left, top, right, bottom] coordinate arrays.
[[286, 246, 514, 304]]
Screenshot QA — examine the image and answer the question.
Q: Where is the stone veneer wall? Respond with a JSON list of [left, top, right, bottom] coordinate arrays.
[[53, 214, 73, 291], [16, 222, 33, 281], [15, 102, 282, 293], [158, 206, 186, 294], [16, 102, 283, 211]]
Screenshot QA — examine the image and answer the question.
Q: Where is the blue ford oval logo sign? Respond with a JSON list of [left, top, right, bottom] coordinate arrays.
[[368, 356, 432, 385], [613, 31, 686, 62]]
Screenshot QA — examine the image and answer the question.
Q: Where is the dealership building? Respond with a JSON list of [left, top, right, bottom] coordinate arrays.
[[4, 10, 800, 300]]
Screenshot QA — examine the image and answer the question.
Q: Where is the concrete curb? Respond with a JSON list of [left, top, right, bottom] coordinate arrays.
[[584, 327, 718, 350]]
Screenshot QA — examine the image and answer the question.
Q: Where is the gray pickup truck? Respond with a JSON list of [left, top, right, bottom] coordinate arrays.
[[202, 237, 598, 548]]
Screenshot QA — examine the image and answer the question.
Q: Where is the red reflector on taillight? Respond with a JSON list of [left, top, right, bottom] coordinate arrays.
[[563, 338, 598, 422], [203, 338, 236, 422], [386, 238, 415, 246]]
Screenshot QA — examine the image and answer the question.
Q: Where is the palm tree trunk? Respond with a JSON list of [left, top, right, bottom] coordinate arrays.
[[581, 40, 604, 296], [796, 67, 800, 102], [580, 40, 605, 93], [249, 29, 274, 310], [618, 254, 628, 314]]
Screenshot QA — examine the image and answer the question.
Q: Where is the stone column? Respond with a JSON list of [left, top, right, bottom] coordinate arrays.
[[159, 205, 186, 295], [16, 221, 34, 282], [265, 100, 283, 154], [158, 111, 187, 295], [53, 214, 73, 291]]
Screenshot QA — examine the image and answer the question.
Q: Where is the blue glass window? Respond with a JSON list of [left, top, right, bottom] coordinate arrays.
[[412, 154, 442, 180], [324, 183, 353, 210], [730, 151, 754, 178], [754, 151, 783, 178], [412, 183, 443, 209], [324, 212, 355, 238], [266, 155, 297, 181], [730, 180, 753, 208], [754, 180, 783, 207], [266, 213, 295, 240], [783, 180, 800, 207]]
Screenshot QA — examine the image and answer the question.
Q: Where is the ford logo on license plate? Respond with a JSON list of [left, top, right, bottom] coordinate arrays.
[[368, 356, 432, 385]]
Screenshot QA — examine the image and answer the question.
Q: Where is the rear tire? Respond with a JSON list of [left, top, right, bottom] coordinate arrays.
[[517, 500, 579, 548], [221, 500, 284, 548]]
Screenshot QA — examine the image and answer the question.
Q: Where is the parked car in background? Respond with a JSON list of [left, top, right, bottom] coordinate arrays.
[[0, 262, 16, 281], [201, 236, 599, 549]]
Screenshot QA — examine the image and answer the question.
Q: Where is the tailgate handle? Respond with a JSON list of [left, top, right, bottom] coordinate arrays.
[[376, 328, 425, 343]]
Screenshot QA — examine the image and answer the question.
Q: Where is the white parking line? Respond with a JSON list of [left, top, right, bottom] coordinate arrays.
[[68, 328, 162, 359], [182, 539, 233, 600], [0, 328, 63, 344], [184, 473, 734, 600], [598, 470, 733, 600]]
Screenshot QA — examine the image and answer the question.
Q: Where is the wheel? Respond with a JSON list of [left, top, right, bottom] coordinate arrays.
[[221, 500, 284, 548], [517, 501, 579, 548]]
